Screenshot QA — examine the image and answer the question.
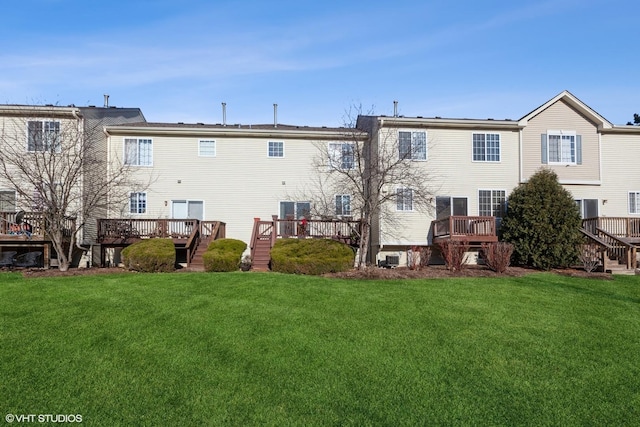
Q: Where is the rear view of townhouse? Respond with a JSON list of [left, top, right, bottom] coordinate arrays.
[[1, 91, 639, 270]]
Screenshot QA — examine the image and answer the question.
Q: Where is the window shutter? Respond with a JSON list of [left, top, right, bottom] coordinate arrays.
[[541, 134, 547, 164], [576, 135, 582, 165]]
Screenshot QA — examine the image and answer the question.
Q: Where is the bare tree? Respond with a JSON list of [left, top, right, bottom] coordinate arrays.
[[0, 107, 148, 271], [305, 106, 439, 269]]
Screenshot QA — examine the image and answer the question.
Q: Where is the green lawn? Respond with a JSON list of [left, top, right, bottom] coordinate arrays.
[[1, 271, 639, 426]]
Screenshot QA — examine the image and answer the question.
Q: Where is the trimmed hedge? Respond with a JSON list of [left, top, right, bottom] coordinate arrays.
[[121, 238, 176, 272], [203, 238, 247, 272], [270, 238, 355, 275]]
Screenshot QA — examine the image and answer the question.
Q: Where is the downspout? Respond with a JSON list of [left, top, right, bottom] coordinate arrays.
[[519, 128, 523, 183], [72, 109, 88, 252]]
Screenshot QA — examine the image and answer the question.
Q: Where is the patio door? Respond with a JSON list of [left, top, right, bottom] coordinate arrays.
[[576, 199, 598, 219], [171, 200, 204, 233], [172, 200, 204, 220], [436, 196, 467, 219], [279, 201, 310, 236]]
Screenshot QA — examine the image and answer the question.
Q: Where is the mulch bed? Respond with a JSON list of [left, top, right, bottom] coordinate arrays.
[[19, 265, 614, 280]]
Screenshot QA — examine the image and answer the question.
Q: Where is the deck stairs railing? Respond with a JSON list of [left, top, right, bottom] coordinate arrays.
[[581, 217, 639, 272], [249, 216, 362, 271]]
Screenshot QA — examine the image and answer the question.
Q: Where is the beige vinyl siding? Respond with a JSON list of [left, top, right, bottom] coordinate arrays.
[[109, 133, 335, 245], [599, 133, 640, 216], [377, 126, 520, 246], [521, 99, 601, 183], [0, 113, 84, 213]]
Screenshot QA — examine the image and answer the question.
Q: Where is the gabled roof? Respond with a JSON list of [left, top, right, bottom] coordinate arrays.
[[518, 90, 613, 130]]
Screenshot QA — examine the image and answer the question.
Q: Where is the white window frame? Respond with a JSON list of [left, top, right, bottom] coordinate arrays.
[[398, 130, 427, 161], [198, 140, 216, 157], [328, 142, 355, 170], [0, 190, 16, 212], [27, 120, 61, 153], [268, 141, 284, 158], [335, 194, 351, 217], [472, 133, 501, 162], [130, 192, 147, 214], [547, 130, 576, 165], [478, 189, 506, 218], [629, 192, 640, 215], [124, 137, 153, 166], [396, 187, 414, 211]]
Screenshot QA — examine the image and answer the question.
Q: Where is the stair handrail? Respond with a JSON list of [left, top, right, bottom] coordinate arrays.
[[596, 227, 636, 269], [579, 227, 612, 249], [185, 220, 200, 265]]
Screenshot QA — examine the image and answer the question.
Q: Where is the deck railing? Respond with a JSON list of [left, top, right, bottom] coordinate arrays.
[[582, 217, 640, 238], [97, 218, 225, 242], [274, 216, 362, 245], [0, 211, 75, 238], [432, 216, 497, 241]]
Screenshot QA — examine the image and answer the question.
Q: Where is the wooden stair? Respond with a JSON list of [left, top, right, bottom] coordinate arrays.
[[252, 236, 271, 271], [604, 253, 637, 275], [187, 237, 211, 271]]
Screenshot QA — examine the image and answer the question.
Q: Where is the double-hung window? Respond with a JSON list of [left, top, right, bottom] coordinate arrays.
[[472, 133, 500, 162], [130, 192, 147, 214], [398, 131, 427, 160], [328, 143, 355, 170], [124, 138, 153, 166], [268, 141, 284, 158], [478, 190, 506, 218], [0, 190, 16, 212], [199, 140, 216, 157], [396, 187, 414, 211], [335, 195, 351, 216], [542, 131, 581, 165], [630, 192, 640, 214], [27, 120, 61, 152]]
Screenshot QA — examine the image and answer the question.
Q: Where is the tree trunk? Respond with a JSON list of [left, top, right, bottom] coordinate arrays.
[[49, 230, 71, 272], [357, 221, 371, 270]]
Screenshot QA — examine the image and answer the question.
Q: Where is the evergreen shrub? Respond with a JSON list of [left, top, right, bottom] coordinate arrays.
[[121, 238, 176, 272], [270, 238, 354, 275], [501, 169, 582, 270], [203, 238, 247, 272]]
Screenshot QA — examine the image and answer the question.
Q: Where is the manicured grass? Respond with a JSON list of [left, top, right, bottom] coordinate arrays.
[[1, 271, 639, 426]]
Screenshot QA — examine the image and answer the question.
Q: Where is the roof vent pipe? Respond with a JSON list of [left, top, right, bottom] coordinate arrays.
[[393, 100, 398, 117], [273, 103, 278, 128], [222, 102, 227, 127], [104, 94, 109, 108]]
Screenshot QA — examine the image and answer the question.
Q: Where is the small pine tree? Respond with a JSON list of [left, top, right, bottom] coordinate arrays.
[[501, 168, 582, 270]]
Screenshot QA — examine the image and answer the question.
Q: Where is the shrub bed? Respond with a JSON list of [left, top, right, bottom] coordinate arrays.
[[121, 238, 176, 272], [270, 238, 354, 275], [203, 238, 247, 272]]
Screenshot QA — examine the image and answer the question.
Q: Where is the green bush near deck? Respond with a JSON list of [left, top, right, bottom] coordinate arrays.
[[270, 238, 354, 275], [501, 168, 582, 270], [203, 238, 247, 272], [121, 238, 175, 272]]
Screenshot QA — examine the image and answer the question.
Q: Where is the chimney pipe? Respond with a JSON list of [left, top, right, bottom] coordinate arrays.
[[393, 100, 398, 117], [273, 103, 278, 128], [222, 102, 226, 126], [104, 94, 109, 108]]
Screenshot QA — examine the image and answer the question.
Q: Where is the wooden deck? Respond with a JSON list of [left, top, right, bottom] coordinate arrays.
[[432, 216, 498, 244], [0, 211, 75, 269], [96, 218, 225, 267]]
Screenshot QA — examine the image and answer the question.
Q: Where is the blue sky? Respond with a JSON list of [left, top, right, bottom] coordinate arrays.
[[1, 0, 638, 126]]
